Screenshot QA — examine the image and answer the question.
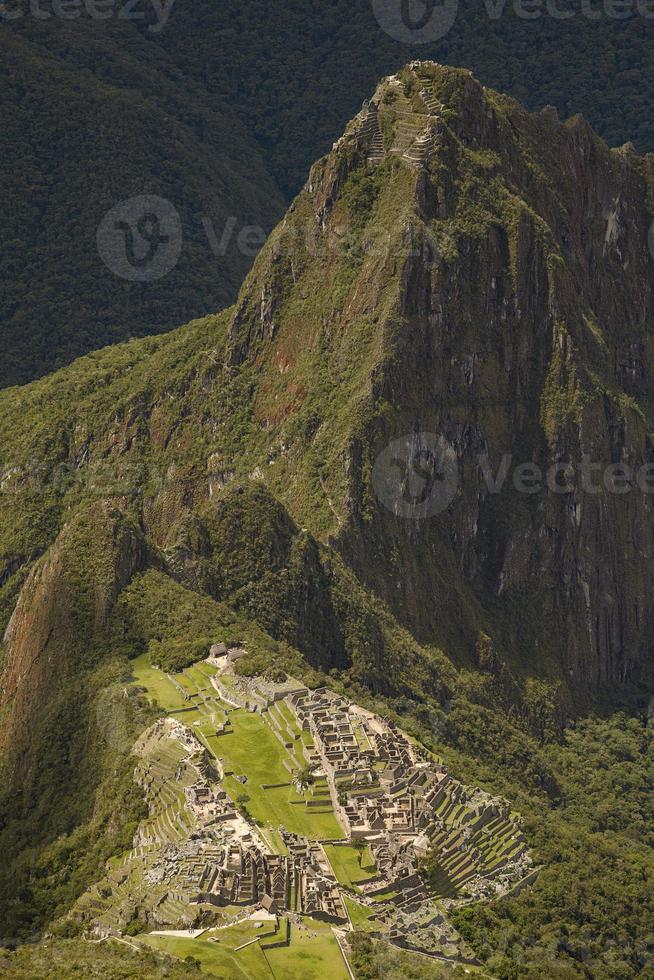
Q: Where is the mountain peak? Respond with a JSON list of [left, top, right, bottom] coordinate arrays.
[[222, 61, 654, 692], [346, 62, 486, 171], [227, 59, 653, 374]]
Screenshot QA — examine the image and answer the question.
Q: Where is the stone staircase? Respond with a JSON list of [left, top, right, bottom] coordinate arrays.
[[384, 90, 434, 170], [424, 801, 527, 897], [403, 128, 437, 169], [368, 130, 385, 165], [361, 102, 385, 165], [420, 87, 445, 116], [391, 118, 426, 152]]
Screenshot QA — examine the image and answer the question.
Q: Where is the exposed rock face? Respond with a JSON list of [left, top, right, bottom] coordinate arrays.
[[227, 63, 654, 691], [0, 504, 147, 782], [2, 61, 654, 765]]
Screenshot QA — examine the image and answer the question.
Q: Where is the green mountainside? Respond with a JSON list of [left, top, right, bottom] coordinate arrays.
[[4, 1, 654, 384], [0, 20, 286, 386], [153, 0, 654, 197], [1, 64, 654, 977], [0, 938, 203, 979]]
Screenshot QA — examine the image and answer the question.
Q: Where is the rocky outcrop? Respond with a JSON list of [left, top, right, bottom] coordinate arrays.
[[223, 63, 654, 692], [0, 503, 147, 782]]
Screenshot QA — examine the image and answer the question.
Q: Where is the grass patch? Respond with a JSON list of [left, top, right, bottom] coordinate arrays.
[[213, 709, 344, 839], [266, 917, 349, 979], [369, 888, 399, 903], [131, 659, 343, 840], [323, 844, 377, 889], [343, 896, 378, 932], [141, 930, 271, 979], [140, 916, 350, 979], [130, 654, 188, 712]]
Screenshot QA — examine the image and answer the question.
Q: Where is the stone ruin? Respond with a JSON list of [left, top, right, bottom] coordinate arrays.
[[69, 664, 534, 963], [281, 831, 347, 923], [284, 686, 531, 904], [192, 841, 288, 911]]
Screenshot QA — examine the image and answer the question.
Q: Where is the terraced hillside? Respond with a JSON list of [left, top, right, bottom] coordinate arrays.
[[67, 653, 532, 968], [132, 654, 344, 840]]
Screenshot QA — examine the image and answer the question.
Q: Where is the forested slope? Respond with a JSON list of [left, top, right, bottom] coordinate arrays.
[[3, 0, 654, 384]]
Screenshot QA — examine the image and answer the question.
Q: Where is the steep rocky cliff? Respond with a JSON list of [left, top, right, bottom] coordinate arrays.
[[0, 504, 146, 776], [1, 62, 654, 952], [227, 62, 654, 690]]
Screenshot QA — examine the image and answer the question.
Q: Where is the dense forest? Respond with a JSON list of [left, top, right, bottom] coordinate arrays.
[[3, 0, 654, 384], [277, 697, 654, 977]]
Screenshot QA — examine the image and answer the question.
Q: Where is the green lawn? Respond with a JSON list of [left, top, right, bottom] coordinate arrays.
[[276, 700, 302, 736], [217, 710, 344, 839], [129, 654, 188, 712], [131, 657, 343, 840], [184, 664, 214, 690], [266, 919, 349, 979], [323, 844, 377, 889], [267, 829, 289, 855], [253, 825, 283, 855], [140, 917, 350, 980], [343, 896, 378, 931], [140, 930, 271, 980], [175, 672, 197, 692], [350, 719, 372, 752], [369, 887, 399, 903]]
